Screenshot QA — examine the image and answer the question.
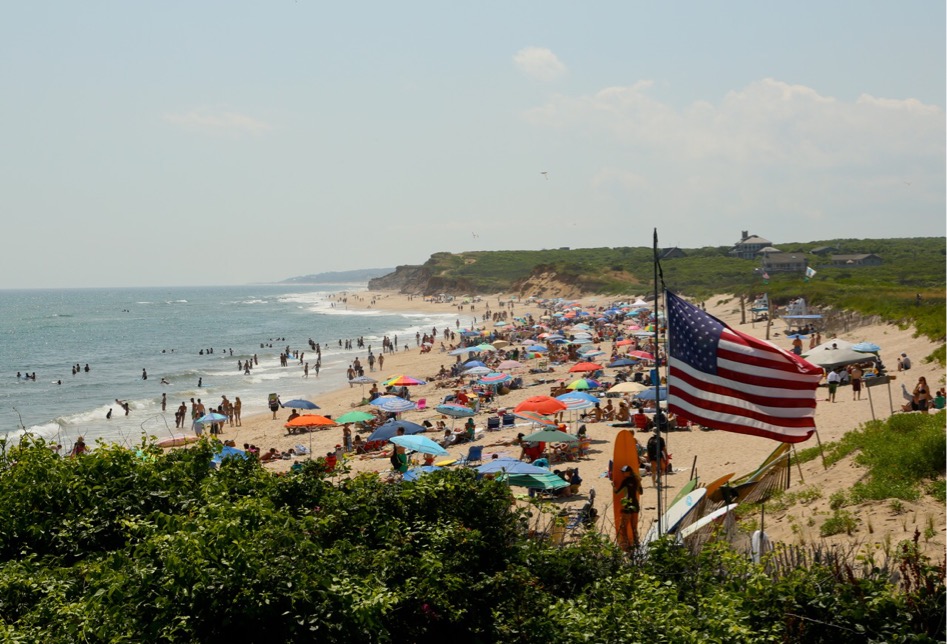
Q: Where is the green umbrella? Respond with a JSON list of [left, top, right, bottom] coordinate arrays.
[[523, 429, 580, 443], [506, 473, 571, 490], [336, 410, 376, 424]]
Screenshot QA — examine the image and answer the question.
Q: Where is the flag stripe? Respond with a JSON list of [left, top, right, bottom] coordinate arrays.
[[668, 382, 817, 427], [670, 361, 818, 409], [669, 398, 814, 443]]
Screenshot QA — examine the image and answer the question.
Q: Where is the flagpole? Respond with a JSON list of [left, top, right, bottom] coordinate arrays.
[[653, 229, 664, 538]]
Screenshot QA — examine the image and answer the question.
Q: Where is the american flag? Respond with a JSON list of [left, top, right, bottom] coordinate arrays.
[[665, 291, 822, 443]]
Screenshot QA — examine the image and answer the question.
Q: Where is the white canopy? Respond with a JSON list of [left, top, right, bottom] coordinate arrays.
[[801, 339, 871, 370]]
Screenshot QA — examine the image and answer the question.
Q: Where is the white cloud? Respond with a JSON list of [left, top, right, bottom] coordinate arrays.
[[513, 46, 567, 82], [163, 108, 272, 136]]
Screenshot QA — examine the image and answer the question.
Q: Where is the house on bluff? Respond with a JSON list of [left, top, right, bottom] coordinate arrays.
[[830, 253, 883, 267], [729, 231, 772, 260]]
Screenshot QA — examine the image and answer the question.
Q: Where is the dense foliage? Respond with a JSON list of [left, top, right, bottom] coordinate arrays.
[[0, 437, 943, 642]]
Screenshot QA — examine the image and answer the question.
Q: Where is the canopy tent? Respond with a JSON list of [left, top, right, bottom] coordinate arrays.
[[802, 339, 871, 370]]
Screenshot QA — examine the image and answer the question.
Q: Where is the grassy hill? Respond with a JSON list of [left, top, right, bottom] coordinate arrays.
[[372, 237, 946, 358]]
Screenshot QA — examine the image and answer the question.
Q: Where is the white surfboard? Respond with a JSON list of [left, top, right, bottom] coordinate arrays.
[[678, 503, 739, 538], [642, 488, 707, 544]]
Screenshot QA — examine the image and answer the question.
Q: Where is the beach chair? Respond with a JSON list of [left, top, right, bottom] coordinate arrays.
[[565, 489, 597, 538], [501, 413, 516, 428], [457, 445, 483, 466], [487, 417, 501, 431], [416, 398, 427, 411]]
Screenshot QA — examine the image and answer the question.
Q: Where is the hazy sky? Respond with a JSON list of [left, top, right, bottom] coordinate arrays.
[[1, 2, 944, 289]]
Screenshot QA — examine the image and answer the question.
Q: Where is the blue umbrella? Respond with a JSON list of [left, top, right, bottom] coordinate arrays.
[[636, 387, 668, 401], [282, 399, 320, 410], [211, 445, 248, 468], [852, 342, 881, 353], [607, 358, 637, 367], [367, 420, 427, 441], [369, 395, 416, 413], [435, 403, 476, 418], [390, 435, 448, 456], [464, 360, 487, 369], [403, 465, 442, 481], [196, 412, 228, 425], [527, 345, 548, 353], [556, 391, 598, 410], [476, 458, 551, 475]]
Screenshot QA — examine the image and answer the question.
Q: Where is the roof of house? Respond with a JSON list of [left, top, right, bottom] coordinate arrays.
[[831, 254, 881, 261], [757, 246, 782, 254], [736, 235, 771, 245]]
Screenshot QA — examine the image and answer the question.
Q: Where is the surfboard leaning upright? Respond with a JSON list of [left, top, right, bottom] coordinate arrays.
[[611, 429, 641, 550]]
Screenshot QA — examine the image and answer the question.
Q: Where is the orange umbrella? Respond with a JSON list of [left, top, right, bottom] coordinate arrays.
[[614, 339, 635, 347], [514, 395, 567, 415], [284, 414, 337, 429], [568, 362, 601, 373]]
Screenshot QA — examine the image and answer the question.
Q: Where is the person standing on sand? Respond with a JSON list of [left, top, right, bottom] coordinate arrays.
[[826, 368, 841, 403], [614, 464, 643, 546], [849, 364, 863, 401], [233, 397, 242, 426]]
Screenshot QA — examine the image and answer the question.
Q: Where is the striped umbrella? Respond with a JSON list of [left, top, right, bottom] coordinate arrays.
[[565, 378, 601, 390], [384, 374, 427, 387], [555, 391, 598, 411], [478, 372, 511, 385], [369, 395, 417, 413], [628, 350, 654, 360]]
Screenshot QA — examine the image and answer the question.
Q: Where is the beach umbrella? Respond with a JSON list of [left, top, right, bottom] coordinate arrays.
[[390, 435, 448, 456], [497, 360, 523, 370], [492, 340, 510, 349], [281, 399, 320, 410], [636, 387, 668, 401], [506, 473, 571, 490], [614, 338, 635, 347], [367, 420, 426, 441], [369, 395, 417, 413], [566, 378, 600, 390], [336, 410, 376, 424], [463, 360, 487, 369], [449, 347, 474, 356], [463, 366, 492, 376], [569, 362, 601, 373], [475, 343, 497, 352], [628, 350, 654, 360], [476, 458, 551, 475], [478, 372, 511, 386], [852, 342, 881, 354], [211, 445, 248, 468], [579, 350, 605, 358], [284, 414, 336, 429], [384, 374, 427, 387], [607, 358, 637, 367], [523, 429, 579, 443], [514, 396, 567, 415], [493, 321, 508, 327], [513, 411, 558, 427], [403, 466, 442, 482], [526, 345, 548, 353], [195, 412, 228, 425], [786, 334, 809, 340], [556, 391, 598, 411], [435, 403, 476, 418], [608, 381, 647, 394], [349, 375, 377, 384]]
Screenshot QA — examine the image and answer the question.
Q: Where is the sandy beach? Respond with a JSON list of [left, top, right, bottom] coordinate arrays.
[[190, 289, 945, 556]]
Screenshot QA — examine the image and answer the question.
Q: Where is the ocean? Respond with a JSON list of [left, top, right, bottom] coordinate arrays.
[[0, 284, 458, 451]]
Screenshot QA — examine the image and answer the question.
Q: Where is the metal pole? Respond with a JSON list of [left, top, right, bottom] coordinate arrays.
[[866, 380, 876, 421], [653, 228, 663, 538]]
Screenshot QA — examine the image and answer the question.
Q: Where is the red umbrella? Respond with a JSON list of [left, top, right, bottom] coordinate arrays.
[[514, 396, 567, 415], [628, 350, 654, 361], [568, 362, 601, 373], [614, 339, 635, 347], [284, 414, 337, 429]]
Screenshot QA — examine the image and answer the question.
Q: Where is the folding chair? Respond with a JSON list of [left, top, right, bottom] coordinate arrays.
[[415, 398, 427, 411], [501, 413, 516, 427], [486, 417, 501, 431], [457, 445, 483, 466]]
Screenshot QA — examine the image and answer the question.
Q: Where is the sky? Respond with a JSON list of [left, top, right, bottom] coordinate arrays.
[[1, 2, 944, 289]]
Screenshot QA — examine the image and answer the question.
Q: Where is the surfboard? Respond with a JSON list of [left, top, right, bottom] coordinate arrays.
[[678, 503, 739, 539], [156, 434, 199, 448], [702, 472, 735, 499], [642, 488, 708, 544], [434, 458, 458, 467], [611, 429, 641, 550], [670, 477, 698, 507]]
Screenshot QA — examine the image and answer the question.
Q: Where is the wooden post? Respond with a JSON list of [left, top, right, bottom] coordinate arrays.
[[689, 455, 698, 482], [814, 430, 827, 470], [791, 446, 805, 483]]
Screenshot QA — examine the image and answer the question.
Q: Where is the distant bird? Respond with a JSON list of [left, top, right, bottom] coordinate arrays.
[[472, 232, 479, 238], [903, 180, 912, 186], [540, 171, 548, 180]]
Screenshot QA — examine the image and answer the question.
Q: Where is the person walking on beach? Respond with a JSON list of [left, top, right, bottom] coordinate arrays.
[[826, 368, 841, 403]]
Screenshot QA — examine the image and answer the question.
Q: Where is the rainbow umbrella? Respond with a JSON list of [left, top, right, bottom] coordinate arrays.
[[566, 378, 601, 390], [384, 374, 427, 387]]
